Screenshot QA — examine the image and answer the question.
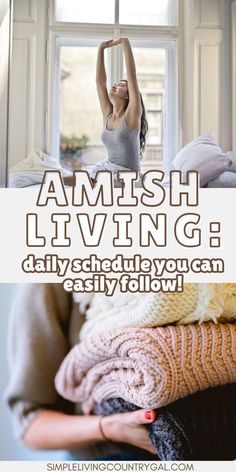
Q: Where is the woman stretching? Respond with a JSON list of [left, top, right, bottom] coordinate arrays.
[[64, 37, 148, 185]]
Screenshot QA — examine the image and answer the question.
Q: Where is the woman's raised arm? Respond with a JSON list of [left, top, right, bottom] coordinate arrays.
[[120, 38, 142, 127], [96, 41, 113, 119]]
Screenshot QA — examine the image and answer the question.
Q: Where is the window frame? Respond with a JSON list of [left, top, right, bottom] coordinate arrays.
[[52, 0, 179, 29], [46, 0, 182, 171]]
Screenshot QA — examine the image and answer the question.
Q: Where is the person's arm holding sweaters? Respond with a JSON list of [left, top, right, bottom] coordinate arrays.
[[5, 284, 155, 454]]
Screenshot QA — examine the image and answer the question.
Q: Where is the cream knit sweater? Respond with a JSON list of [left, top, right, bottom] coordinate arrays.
[[73, 283, 236, 340]]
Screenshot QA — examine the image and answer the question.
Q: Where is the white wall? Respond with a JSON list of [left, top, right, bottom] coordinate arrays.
[[183, 0, 232, 150], [232, 0, 236, 148], [9, 0, 47, 167], [0, 0, 12, 186], [8, 0, 234, 167]]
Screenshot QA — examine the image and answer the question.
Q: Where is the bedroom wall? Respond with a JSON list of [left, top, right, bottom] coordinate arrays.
[[8, 0, 234, 167], [8, 0, 47, 167], [232, 0, 236, 148], [0, 0, 12, 186], [183, 0, 232, 150]]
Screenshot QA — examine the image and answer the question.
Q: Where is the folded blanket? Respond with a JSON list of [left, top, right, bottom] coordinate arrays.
[[74, 284, 236, 341], [95, 383, 236, 460], [55, 322, 236, 414]]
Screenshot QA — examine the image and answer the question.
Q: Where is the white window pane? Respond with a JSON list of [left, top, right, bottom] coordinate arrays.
[[60, 47, 106, 169], [119, 0, 178, 26], [55, 0, 115, 24], [146, 93, 163, 111]]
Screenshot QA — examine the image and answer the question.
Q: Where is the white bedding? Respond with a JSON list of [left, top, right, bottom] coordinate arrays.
[[162, 170, 236, 189], [205, 150, 236, 186], [206, 171, 236, 188], [9, 148, 236, 189], [9, 149, 72, 188], [9, 151, 144, 188]]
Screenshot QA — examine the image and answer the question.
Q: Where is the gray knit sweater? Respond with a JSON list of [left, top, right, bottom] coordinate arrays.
[[4, 283, 130, 460]]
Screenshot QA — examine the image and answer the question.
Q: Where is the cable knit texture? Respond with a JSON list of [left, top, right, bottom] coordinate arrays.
[[95, 383, 236, 460], [55, 322, 236, 414], [73, 284, 236, 340]]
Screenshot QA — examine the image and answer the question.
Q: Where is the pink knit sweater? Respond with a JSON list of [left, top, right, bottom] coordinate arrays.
[[55, 322, 236, 414]]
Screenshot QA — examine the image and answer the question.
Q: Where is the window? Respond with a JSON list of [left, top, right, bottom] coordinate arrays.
[[123, 47, 166, 169], [55, 0, 178, 26], [50, 0, 179, 172], [55, 0, 115, 24], [119, 0, 178, 26], [60, 46, 106, 169]]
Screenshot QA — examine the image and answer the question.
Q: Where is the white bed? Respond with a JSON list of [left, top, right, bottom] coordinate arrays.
[[8, 143, 236, 189]]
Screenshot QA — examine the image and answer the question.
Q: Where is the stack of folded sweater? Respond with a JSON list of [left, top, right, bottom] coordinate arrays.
[[94, 384, 236, 460], [55, 284, 236, 460], [74, 283, 236, 339]]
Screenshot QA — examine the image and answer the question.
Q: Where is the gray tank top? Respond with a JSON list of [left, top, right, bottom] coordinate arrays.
[[101, 114, 141, 172]]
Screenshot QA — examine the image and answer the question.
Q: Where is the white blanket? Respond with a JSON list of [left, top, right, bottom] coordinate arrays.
[[163, 169, 236, 189], [9, 149, 72, 188], [206, 171, 236, 188], [9, 151, 143, 188]]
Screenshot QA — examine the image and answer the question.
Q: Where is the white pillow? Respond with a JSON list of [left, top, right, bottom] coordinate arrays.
[[172, 133, 232, 187]]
